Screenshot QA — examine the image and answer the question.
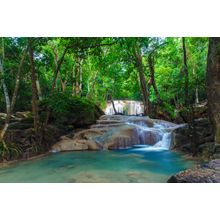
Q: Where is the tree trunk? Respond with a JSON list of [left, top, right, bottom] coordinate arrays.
[[72, 66, 75, 96], [87, 71, 98, 98], [52, 46, 66, 93], [79, 59, 83, 96], [60, 74, 66, 93], [0, 39, 11, 115], [28, 38, 39, 134], [2, 78, 10, 114], [110, 94, 117, 114], [193, 67, 200, 104], [44, 46, 69, 127], [36, 79, 42, 101], [195, 87, 199, 104], [147, 54, 175, 120], [50, 46, 68, 93], [0, 47, 27, 140], [75, 56, 80, 95], [133, 45, 150, 115], [206, 37, 220, 145], [182, 37, 189, 107], [148, 54, 162, 104], [182, 38, 197, 156]]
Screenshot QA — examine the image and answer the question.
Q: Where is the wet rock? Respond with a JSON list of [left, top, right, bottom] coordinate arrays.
[[202, 159, 220, 170], [167, 159, 220, 183], [197, 142, 216, 159], [174, 101, 208, 123], [52, 115, 171, 152], [96, 119, 123, 124], [52, 138, 89, 151], [171, 118, 215, 158], [52, 125, 139, 151], [104, 125, 140, 149]]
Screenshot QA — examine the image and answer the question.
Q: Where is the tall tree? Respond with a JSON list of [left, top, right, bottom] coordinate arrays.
[[0, 47, 27, 140], [206, 37, 220, 145], [182, 37, 189, 107], [133, 41, 150, 115], [0, 38, 11, 115], [148, 50, 162, 105], [28, 38, 40, 133]]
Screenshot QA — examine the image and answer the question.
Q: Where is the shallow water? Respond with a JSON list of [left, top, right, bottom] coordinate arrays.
[[0, 146, 195, 183]]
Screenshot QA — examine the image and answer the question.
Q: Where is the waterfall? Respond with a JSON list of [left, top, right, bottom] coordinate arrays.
[[152, 132, 172, 150], [105, 100, 144, 115], [127, 120, 173, 152]]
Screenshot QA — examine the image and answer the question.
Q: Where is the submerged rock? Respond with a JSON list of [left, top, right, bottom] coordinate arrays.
[[167, 159, 220, 183], [52, 115, 175, 152]]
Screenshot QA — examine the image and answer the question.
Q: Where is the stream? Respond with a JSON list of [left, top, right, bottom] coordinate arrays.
[[0, 118, 195, 182], [0, 147, 194, 183]]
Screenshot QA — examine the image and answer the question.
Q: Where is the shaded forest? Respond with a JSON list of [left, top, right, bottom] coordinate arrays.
[[0, 37, 219, 162]]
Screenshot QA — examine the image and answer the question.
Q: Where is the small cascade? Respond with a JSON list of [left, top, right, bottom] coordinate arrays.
[[127, 120, 173, 151], [52, 114, 177, 152], [153, 132, 172, 150]]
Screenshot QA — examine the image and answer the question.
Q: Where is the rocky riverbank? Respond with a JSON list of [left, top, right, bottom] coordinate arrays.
[[168, 159, 220, 183], [168, 117, 220, 183], [171, 118, 219, 160], [2, 109, 219, 183], [0, 112, 64, 161]]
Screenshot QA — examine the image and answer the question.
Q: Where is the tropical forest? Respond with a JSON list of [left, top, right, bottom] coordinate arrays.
[[0, 37, 220, 183]]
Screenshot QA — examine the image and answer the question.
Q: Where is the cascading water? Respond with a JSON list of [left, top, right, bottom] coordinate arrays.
[[0, 114, 195, 183], [127, 120, 173, 152]]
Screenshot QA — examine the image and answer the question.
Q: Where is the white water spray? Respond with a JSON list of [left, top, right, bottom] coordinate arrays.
[[127, 120, 173, 152]]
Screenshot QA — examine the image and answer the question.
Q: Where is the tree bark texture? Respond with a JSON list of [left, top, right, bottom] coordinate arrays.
[[133, 45, 150, 115], [28, 38, 40, 133], [182, 37, 189, 107], [206, 37, 220, 145]]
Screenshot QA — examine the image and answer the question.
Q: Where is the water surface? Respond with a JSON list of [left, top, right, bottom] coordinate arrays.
[[0, 146, 195, 183]]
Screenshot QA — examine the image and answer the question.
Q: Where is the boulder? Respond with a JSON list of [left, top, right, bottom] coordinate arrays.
[[171, 118, 215, 158], [104, 125, 140, 150], [52, 125, 139, 151], [52, 138, 89, 151], [52, 115, 170, 152], [167, 159, 220, 183]]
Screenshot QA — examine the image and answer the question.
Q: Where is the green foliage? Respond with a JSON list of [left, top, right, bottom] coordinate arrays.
[[1, 37, 209, 119], [0, 141, 22, 161], [0, 37, 211, 162], [40, 92, 103, 127]]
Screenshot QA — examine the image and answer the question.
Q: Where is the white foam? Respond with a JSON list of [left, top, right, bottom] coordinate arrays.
[[127, 120, 173, 151]]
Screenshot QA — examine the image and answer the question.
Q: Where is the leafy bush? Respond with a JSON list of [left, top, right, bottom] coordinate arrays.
[[40, 92, 104, 128]]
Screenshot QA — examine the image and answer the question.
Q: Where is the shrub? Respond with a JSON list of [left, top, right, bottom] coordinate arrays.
[[40, 92, 104, 128]]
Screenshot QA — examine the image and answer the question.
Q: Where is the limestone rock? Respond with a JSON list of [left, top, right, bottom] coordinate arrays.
[[167, 159, 220, 183], [52, 115, 172, 152]]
